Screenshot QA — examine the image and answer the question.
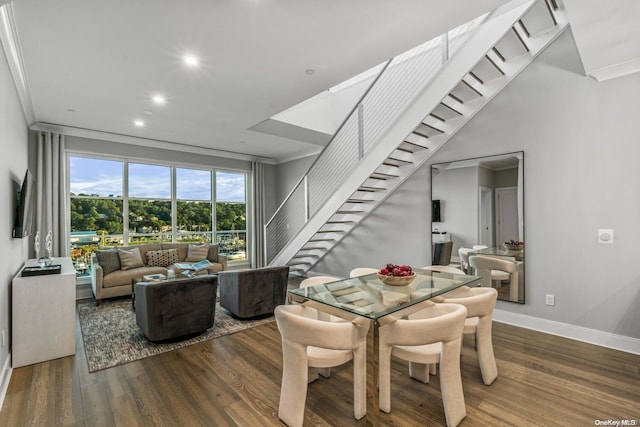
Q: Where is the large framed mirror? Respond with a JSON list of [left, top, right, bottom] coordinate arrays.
[[431, 151, 524, 303]]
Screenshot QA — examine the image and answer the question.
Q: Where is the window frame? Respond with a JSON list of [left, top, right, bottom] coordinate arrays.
[[67, 152, 251, 281]]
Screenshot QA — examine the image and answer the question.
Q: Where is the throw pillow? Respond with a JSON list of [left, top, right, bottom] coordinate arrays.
[[117, 247, 145, 270], [95, 249, 121, 275], [186, 243, 210, 262], [146, 249, 179, 267]]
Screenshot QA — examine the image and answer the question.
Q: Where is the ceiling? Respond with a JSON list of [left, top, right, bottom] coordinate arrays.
[[6, 0, 508, 163], [563, 0, 640, 82]]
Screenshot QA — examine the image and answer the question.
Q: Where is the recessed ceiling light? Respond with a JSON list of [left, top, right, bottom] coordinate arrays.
[[66, 108, 76, 113], [240, 140, 247, 144], [152, 95, 166, 105], [143, 110, 153, 116], [305, 69, 315, 75], [134, 120, 145, 127], [184, 55, 199, 67]]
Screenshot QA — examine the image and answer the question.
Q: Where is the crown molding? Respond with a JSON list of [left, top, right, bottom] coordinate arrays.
[[31, 122, 277, 164], [0, 3, 36, 125]]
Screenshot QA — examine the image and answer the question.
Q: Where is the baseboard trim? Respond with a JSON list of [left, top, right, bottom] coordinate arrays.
[[0, 355, 12, 411], [493, 309, 640, 355]]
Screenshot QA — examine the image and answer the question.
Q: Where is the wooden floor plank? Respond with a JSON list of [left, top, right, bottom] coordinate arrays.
[[0, 303, 638, 426]]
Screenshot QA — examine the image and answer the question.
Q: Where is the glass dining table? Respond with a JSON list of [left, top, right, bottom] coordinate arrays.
[[287, 268, 480, 421]]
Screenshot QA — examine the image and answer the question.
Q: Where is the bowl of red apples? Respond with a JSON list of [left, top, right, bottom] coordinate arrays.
[[377, 264, 416, 286], [504, 240, 524, 251]]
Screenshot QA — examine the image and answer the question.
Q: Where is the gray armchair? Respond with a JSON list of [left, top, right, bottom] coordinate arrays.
[[134, 275, 218, 341], [218, 266, 290, 319]]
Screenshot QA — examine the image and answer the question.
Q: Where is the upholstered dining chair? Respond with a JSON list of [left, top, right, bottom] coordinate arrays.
[[469, 255, 517, 290], [299, 275, 340, 288], [298, 274, 345, 379], [458, 248, 473, 274], [275, 304, 369, 427], [421, 265, 466, 275], [464, 250, 510, 288], [349, 267, 378, 277], [378, 302, 468, 427], [435, 286, 499, 385]]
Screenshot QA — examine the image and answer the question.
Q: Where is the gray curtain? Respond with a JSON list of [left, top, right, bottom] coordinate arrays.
[[251, 161, 266, 267], [35, 132, 68, 257]]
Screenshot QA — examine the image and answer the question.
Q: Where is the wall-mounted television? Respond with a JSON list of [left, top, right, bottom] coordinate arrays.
[[12, 169, 35, 238], [432, 199, 442, 222]]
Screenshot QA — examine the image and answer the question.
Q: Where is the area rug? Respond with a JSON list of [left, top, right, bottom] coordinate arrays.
[[77, 298, 274, 373]]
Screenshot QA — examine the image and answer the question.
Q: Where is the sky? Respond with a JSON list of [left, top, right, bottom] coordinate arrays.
[[69, 157, 246, 202]]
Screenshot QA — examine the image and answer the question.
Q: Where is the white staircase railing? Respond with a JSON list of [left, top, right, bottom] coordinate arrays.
[[265, 14, 487, 264], [266, 0, 566, 273]]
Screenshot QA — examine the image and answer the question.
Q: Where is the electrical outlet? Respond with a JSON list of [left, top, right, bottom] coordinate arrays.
[[545, 294, 555, 306]]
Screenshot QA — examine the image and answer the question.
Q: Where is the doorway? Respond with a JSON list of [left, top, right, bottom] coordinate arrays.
[[495, 186, 519, 246], [478, 186, 493, 247]]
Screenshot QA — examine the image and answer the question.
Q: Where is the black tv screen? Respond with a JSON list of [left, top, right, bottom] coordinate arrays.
[[432, 200, 441, 222], [12, 169, 35, 238]]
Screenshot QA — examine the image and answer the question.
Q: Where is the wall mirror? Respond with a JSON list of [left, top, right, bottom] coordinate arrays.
[[431, 151, 524, 303]]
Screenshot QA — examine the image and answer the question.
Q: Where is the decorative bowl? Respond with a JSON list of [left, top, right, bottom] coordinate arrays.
[[377, 272, 416, 287], [504, 243, 524, 251]]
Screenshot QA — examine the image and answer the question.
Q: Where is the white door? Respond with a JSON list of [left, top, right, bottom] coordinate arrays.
[[478, 186, 493, 247], [496, 186, 518, 245]]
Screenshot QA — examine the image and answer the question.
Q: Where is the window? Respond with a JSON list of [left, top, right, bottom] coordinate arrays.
[[128, 163, 172, 243], [69, 157, 124, 276], [177, 167, 212, 243], [216, 171, 247, 261], [68, 156, 248, 277]]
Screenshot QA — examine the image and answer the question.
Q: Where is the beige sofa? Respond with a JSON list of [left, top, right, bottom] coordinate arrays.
[[91, 243, 227, 305]]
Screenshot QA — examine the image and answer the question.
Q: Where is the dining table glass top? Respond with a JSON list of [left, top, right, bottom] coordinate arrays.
[[472, 247, 524, 262], [288, 269, 480, 321]]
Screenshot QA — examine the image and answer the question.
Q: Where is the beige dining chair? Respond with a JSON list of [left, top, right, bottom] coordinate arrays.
[[275, 304, 369, 427], [435, 287, 499, 385], [349, 267, 379, 278], [378, 302, 468, 427], [299, 274, 344, 379], [421, 265, 466, 275], [299, 276, 340, 288], [458, 248, 472, 274], [469, 255, 517, 291]]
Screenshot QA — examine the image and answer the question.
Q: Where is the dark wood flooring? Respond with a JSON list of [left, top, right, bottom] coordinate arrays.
[[1, 300, 638, 426]]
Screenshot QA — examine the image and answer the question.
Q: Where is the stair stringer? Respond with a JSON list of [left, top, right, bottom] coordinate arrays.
[[270, 0, 568, 273]]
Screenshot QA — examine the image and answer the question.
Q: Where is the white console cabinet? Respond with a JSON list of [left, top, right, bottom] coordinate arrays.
[[12, 257, 76, 368]]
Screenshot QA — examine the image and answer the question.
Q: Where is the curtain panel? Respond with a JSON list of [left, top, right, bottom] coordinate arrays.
[[251, 161, 266, 268], [35, 132, 68, 257]]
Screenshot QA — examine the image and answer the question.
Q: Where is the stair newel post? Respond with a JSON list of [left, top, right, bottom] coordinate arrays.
[[303, 175, 309, 222], [357, 103, 364, 160]]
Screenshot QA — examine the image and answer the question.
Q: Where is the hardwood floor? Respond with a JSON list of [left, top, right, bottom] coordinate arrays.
[[1, 306, 638, 426]]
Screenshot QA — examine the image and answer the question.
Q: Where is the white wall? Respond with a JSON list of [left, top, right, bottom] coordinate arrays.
[[0, 43, 29, 382], [312, 30, 640, 340], [432, 166, 478, 253], [273, 154, 317, 208]]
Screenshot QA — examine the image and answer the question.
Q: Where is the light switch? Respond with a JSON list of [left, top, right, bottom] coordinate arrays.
[[598, 229, 614, 244]]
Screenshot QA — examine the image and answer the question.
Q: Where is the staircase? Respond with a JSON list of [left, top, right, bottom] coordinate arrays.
[[266, 0, 568, 275]]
